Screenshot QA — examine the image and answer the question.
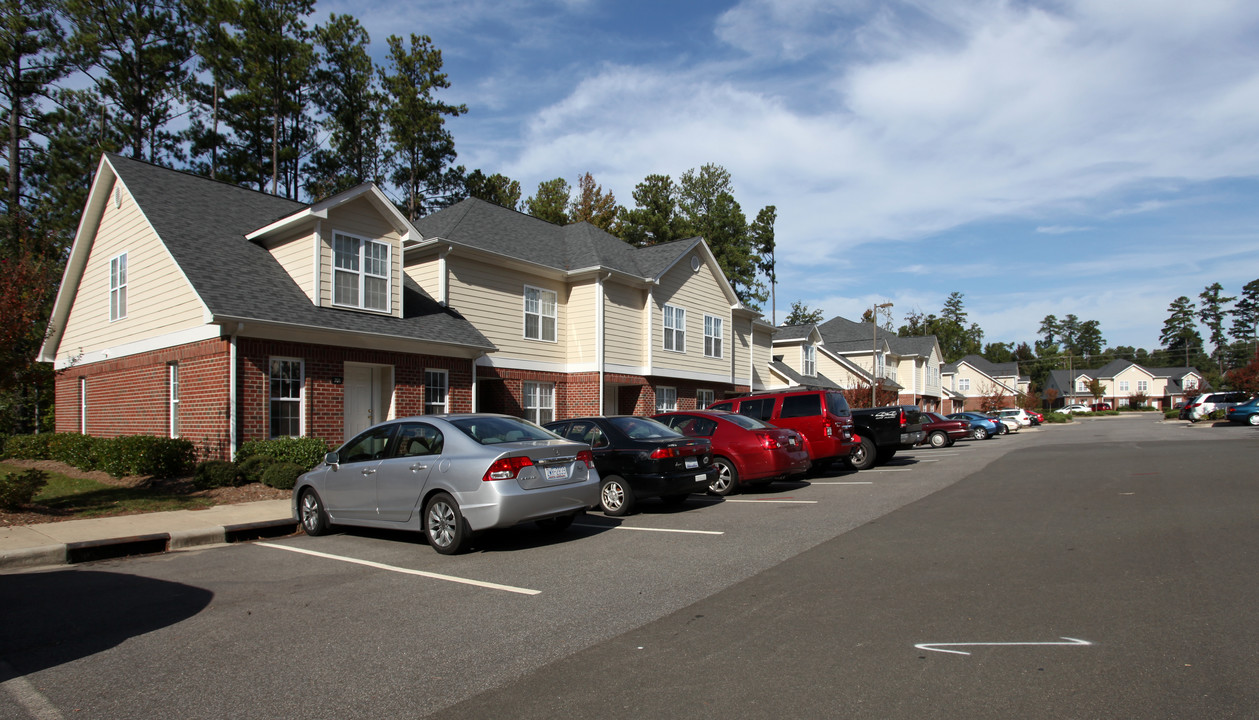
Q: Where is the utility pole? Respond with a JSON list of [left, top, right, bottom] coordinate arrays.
[[872, 302, 893, 406]]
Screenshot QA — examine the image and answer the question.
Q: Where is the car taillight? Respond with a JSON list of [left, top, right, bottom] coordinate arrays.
[[899, 409, 907, 428], [483, 455, 534, 481], [577, 449, 594, 468], [650, 444, 704, 459], [756, 432, 780, 449]]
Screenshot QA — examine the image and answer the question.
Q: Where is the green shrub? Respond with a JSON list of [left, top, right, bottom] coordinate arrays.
[[1208, 409, 1227, 420], [96, 436, 197, 478], [0, 434, 9, 459], [47, 433, 104, 470], [4, 434, 52, 460], [237, 455, 275, 485], [260, 461, 306, 490], [0, 469, 49, 510], [193, 460, 240, 490], [1164, 409, 1181, 419], [1045, 412, 1072, 423], [236, 437, 329, 471]]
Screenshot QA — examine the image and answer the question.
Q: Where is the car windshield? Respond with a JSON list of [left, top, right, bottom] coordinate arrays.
[[450, 416, 560, 445], [720, 413, 773, 430], [608, 416, 682, 439]]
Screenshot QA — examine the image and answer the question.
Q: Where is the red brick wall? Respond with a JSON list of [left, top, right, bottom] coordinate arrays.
[[476, 367, 746, 419]]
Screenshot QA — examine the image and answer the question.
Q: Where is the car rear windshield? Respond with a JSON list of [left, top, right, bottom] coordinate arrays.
[[824, 392, 852, 417], [450, 416, 559, 445], [608, 416, 682, 440], [721, 413, 773, 430]]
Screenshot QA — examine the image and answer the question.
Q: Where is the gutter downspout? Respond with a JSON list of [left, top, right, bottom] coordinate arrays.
[[472, 352, 480, 411], [597, 273, 608, 414], [229, 323, 242, 459]]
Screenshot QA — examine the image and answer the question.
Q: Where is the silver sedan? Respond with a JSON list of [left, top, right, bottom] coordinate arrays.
[[292, 414, 600, 554]]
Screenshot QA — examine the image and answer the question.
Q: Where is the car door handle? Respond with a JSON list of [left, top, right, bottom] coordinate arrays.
[[410, 463, 429, 472], [360, 468, 376, 476]]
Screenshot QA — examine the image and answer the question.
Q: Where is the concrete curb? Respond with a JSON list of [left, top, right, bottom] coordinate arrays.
[[0, 519, 299, 571]]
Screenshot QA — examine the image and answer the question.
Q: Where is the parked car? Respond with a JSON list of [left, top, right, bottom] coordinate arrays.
[[653, 410, 810, 495], [1225, 397, 1259, 425], [544, 416, 716, 516], [293, 414, 599, 555], [846, 406, 927, 469], [1090, 402, 1112, 412], [918, 412, 971, 447], [994, 408, 1034, 427], [1182, 391, 1251, 422], [947, 412, 1002, 439], [708, 388, 857, 471], [1025, 410, 1044, 425], [1058, 404, 1090, 414]]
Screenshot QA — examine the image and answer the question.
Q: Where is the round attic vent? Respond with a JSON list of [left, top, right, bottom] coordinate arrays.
[[690, 255, 701, 272], [114, 186, 121, 208]]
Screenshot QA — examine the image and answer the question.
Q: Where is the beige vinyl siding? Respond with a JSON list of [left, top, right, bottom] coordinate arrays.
[[818, 353, 862, 388], [566, 280, 597, 364], [752, 326, 772, 388], [653, 257, 729, 375], [448, 259, 567, 363], [404, 257, 440, 298], [320, 198, 404, 317], [733, 321, 750, 381], [268, 227, 316, 302], [605, 282, 644, 367], [59, 180, 205, 356]]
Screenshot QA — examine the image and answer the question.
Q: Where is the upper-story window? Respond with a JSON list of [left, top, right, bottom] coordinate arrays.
[[110, 252, 128, 321], [802, 344, 816, 376], [664, 304, 686, 352], [524, 285, 557, 341], [704, 315, 723, 358], [1119, 380, 1130, 392], [1077, 380, 1087, 392], [958, 377, 971, 391], [333, 232, 390, 312], [1138, 380, 1148, 392], [1184, 378, 1196, 390]]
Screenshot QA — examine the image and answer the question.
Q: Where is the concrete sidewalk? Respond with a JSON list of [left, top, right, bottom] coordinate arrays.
[[0, 499, 298, 571]]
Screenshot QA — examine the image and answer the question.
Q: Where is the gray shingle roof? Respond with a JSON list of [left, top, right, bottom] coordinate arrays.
[[108, 154, 494, 351], [773, 324, 816, 342], [816, 316, 937, 357], [412, 197, 701, 280], [769, 361, 843, 389], [943, 354, 1019, 378]]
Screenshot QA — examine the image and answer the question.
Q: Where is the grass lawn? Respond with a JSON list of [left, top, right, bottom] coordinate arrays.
[[1, 462, 214, 519]]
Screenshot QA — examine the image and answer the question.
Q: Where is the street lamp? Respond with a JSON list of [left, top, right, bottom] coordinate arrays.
[[872, 302, 893, 406]]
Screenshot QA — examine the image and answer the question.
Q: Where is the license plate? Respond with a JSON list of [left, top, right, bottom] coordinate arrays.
[[696, 474, 707, 481], [788, 437, 797, 446], [544, 466, 569, 481], [684, 457, 699, 469]]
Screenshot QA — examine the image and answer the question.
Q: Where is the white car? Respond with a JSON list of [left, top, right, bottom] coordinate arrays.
[[994, 408, 1033, 427], [1058, 404, 1089, 414]]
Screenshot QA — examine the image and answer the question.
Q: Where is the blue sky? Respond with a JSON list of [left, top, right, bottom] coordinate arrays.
[[326, 0, 1259, 351]]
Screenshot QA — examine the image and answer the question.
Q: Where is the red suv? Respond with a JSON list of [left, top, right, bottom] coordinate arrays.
[[708, 388, 856, 470]]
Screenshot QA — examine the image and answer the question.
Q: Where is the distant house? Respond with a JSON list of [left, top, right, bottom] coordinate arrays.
[[40, 154, 773, 459], [942, 355, 1027, 411], [1043, 360, 1203, 409], [814, 317, 945, 411]]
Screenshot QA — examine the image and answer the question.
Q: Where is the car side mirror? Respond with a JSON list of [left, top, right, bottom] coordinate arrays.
[[325, 451, 339, 468]]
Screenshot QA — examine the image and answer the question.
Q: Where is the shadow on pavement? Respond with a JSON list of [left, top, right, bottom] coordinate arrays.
[[0, 570, 213, 680]]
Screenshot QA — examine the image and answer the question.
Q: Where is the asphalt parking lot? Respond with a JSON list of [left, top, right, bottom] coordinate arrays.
[[3, 416, 1256, 719]]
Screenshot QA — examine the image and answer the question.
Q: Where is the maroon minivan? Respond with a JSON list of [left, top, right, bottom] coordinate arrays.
[[708, 388, 856, 471]]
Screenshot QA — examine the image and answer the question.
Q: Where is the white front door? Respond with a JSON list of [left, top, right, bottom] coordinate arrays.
[[344, 364, 393, 440]]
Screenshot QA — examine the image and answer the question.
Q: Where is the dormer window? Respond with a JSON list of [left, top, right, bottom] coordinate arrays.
[[333, 232, 390, 312], [802, 344, 816, 376]]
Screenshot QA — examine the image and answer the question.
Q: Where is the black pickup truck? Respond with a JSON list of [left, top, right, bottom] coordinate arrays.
[[845, 406, 926, 470]]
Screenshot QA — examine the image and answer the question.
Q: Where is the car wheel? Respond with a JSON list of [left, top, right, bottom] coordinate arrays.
[[299, 489, 331, 536], [997, 423, 1008, 435], [971, 426, 989, 440], [1249, 414, 1259, 426], [848, 436, 877, 471], [424, 492, 469, 555], [536, 512, 578, 532], [928, 431, 949, 448], [600, 476, 635, 516], [660, 493, 690, 506], [708, 457, 739, 496]]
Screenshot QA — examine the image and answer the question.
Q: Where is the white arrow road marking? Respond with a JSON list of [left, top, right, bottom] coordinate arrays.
[[915, 637, 1092, 656]]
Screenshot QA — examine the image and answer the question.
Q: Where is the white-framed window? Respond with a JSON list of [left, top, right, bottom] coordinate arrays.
[[697, 389, 715, 409], [110, 252, 127, 321], [1184, 378, 1196, 390], [663, 304, 686, 352], [655, 386, 677, 412], [802, 344, 816, 377], [424, 369, 449, 414], [523, 285, 558, 342], [523, 381, 555, 425], [169, 363, 180, 438], [1077, 380, 1087, 392], [958, 377, 971, 391], [704, 315, 723, 358], [79, 377, 87, 434], [1119, 380, 1129, 392], [333, 232, 390, 312], [269, 358, 304, 438], [1137, 380, 1148, 392]]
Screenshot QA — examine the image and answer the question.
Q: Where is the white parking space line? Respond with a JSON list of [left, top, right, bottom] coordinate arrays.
[[724, 498, 818, 504], [573, 523, 723, 535], [257, 542, 541, 595], [862, 468, 914, 473], [809, 481, 874, 485]]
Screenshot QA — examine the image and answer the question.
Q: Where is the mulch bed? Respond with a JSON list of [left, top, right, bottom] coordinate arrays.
[[0, 459, 289, 528]]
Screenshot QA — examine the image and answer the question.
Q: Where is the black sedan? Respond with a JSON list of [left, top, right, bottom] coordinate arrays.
[[545, 416, 717, 516]]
